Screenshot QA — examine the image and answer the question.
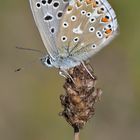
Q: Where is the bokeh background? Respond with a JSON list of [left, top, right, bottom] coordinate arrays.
[[0, 0, 140, 140]]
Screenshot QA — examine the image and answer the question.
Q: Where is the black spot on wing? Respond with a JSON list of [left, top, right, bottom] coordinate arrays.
[[44, 14, 53, 21]]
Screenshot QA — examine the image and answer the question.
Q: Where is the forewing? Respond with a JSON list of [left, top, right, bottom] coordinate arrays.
[[57, 0, 118, 60], [29, 0, 69, 58]]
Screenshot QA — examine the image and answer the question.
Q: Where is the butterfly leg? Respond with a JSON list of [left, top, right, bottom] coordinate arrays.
[[81, 61, 96, 80], [59, 69, 75, 84]]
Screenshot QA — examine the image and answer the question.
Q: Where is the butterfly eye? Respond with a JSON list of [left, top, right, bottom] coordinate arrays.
[[73, 37, 79, 43], [71, 16, 77, 21], [36, 2, 41, 9], [41, 56, 53, 67], [86, 12, 91, 17], [53, 1, 60, 9], [46, 57, 52, 67], [91, 44, 96, 49], [89, 17, 96, 23], [61, 36, 67, 42], [81, 10, 86, 15], [96, 31, 103, 38], [89, 27, 95, 32], [63, 22, 69, 28]]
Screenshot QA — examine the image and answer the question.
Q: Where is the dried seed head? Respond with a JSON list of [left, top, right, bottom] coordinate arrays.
[[60, 62, 102, 130]]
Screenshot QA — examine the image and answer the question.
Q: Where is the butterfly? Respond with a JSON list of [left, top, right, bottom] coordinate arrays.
[[29, 0, 118, 75]]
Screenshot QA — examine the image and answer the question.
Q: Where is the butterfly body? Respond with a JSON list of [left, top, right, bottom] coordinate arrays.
[[29, 0, 118, 70], [41, 55, 81, 69]]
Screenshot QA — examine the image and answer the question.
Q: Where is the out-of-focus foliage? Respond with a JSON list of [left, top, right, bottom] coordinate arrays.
[[0, 0, 140, 140]]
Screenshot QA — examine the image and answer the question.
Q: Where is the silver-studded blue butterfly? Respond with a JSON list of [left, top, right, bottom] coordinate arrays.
[[29, 0, 118, 73]]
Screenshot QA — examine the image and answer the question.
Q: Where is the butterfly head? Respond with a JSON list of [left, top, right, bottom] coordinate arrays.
[[41, 55, 53, 68]]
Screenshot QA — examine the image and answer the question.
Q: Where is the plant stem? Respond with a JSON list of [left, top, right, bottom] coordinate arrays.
[[74, 132, 80, 140]]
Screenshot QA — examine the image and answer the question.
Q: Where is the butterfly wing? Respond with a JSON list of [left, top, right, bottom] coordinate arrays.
[[29, 0, 69, 59], [57, 0, 118, 60]]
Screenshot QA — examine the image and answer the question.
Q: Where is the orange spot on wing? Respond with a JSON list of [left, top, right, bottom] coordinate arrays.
[[85, 0, 92, 4], [105, 29, 112, 34], [101, 17, 109, 22], [105, 29, 113, 38], [92, 1, 96, 8]]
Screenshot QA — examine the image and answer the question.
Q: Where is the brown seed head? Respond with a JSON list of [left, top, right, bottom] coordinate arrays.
[[60, 62, 102, 130]]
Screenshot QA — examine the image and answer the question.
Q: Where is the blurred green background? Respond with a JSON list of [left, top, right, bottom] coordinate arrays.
[[0, 0, 140, 140]]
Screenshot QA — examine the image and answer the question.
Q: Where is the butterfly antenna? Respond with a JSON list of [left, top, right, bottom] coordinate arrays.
[[15, 67, 22, 72], [14, 57, 41, 72], [15, 46, 44, 72], [15, 46, 44, 55]]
